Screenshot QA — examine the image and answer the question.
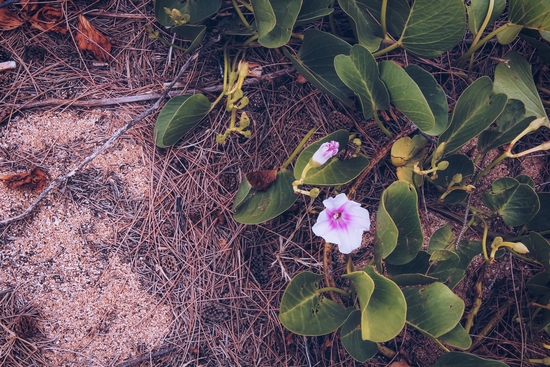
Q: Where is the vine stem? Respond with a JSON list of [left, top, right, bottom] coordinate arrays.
[[468, 0, 495, 72], [380, 0, 388, 40], [231, 0, 253, 30], [281, 127, 317, 170], [472, 151, 510, 183], [317, 287, 350, 296], [456, 23, 511, 65], [373, 112, 392, 137], [372, 40, 400, 57], [464, 266, 485, 333]]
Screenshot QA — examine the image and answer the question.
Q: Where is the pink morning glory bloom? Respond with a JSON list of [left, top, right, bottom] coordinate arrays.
[[310, 141, 339, 166], [312, 193, 371, 254]]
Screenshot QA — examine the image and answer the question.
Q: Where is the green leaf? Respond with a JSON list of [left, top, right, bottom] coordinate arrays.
[[387, 251, 431, 276], [391, 135, 428, 187], [509, 0, 550, 32], [253, 0, 302, 48], [428, 224, 455, 254], [279, 272, 348, 335], [446, 241, 482, 289], [467, 0, 506, 34], [496, 23, 523, 44], [379, 61, 435, 132], [381, 181, 423, 265], [482, 177, 540, 227], [526, 193, 550, 231], [400, 0, 466, 58], [403, 282, 464, 339], [430, 154, 474, 204], [171, 24, 207, 54], [232, 176, 253, 211], [283, 30, 353, 106], [439, 77, 507, 155], [155, 0, 221, 26], [427, 250, 461, 284], [296, 0, 333, 24], [390, 274, 438, 287], [374, 185, 399, 264], [438, 323, 472, 350], [493, 51, 548, 119], [293, 130, 369, 185], [520, 29, 550, 65], [154, 94, 211, 148], [338, 0, 383, 51], [516, 174, 536, 188], [334, 45, 390, 119], [478, 99, 536, 154], [434, 352, 510, 367], [404, 65, 449, 135], [233, 170, 298, 224], [522, 232, 550, 270], [362, 0, 411, 38], [340, 310, 378, 362]]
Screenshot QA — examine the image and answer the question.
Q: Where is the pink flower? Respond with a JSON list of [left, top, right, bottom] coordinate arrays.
[[310, 141, 339, 166], [312, 193, 371, 254]]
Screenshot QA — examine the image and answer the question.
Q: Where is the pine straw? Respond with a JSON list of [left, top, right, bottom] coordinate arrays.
[[2, 1, 550, 366]]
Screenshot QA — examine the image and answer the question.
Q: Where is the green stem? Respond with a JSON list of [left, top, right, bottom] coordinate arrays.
[[472, 151, 510, 183], [457, 23, 511, 65], [243, 34, 259, 47], [281, 127, 317, 170], [467, 0, 494, 73], [231, 0, 253, 30], [346, 255, 355, 274], [372, 40, 401, 57], [152, 34, 189, 51], [238, 0, 253, 12], [381, 0, 388, 40], [329, 0, 337, 36], [480, 217, 491, 263], [373, 112, 392, 137], [317, 287, 350, 296]]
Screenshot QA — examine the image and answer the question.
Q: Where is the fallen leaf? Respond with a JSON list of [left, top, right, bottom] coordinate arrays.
[[75, 13, 111, 61], [296, 73, 308, 84], [245, 169, 277, 191], [28, 5, 67, 34], [389, 360, 411, 367], [0, 167, 48, 191], [0, 0, 27, 30]]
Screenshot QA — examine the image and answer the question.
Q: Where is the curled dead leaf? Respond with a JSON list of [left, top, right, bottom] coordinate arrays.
[[0, 5, 26, 30], [0, 167, 48, 191], [245, 169, 277, 191], [28, 5, 67, 34], [75, 14, 111, 61], [296, 73, 308, 84]]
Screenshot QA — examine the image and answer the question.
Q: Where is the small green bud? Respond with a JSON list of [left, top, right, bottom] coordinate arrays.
[[239, 130, 251, 138], [239, 112, 250, 128], [309, 188, 320, 198], [436, 160, 449, 170]]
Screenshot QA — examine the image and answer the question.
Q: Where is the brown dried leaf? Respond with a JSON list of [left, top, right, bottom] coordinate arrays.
[[28, 5, 67, 34], [0, 167, 48, 191], [245, 169, 277, 191], [75, 13, 111, 61], [0, 6, 26, 30], [389, 360, 411, 367]]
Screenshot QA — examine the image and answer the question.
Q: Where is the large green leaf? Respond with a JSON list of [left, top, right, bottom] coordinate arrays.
[[233, 170, 298, 224], [379, 61, 435, 132], [296, 0, 333, 24], [438, 77, 507, 156], [482, 177, 540, 227], [520, 29, 550, 65], [253, 0, 302, 48], [478, 99, 536, 154], [437, 323, 472, 350], [374, 185, 399, 264], [340, 310, 378, 362], [400, 0, 466, 57], [293, 130, 369, 185], [283, 30, 353, 106], [509, 0, 550, 33], [334, 45, 390, 119], [522, 232, 550, 270], [279, 272, 348, 335], [526, 193, 550, 231], [444, 241, 482, 289], [362, 0, 411, 37], [404, 65, 449, 135], [496, 24, 523, 44], [380, 181, 423, 265], [403, 282, 464, 339], [493, 51, 548, 120], [467, 0, 506, 34], [428, 224, 455, 254], [434, 352, 510, 367], [338, 0, 383, 51], [386, 252, 438, 286], [155, 0, 221, 26], [154, 94, 212, 148], [171, 24, 207, 54]]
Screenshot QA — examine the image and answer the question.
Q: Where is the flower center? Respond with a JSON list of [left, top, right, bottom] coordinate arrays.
[[333, 212, 342, 220]]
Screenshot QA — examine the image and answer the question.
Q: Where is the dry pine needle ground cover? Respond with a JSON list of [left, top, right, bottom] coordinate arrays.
[[1, 0, 550, 366]]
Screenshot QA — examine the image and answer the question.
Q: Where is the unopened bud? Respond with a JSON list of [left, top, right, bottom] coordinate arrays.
[[309, 188, 320, 198], [509, 242, 529, 254], [436, 160, 449, 170]]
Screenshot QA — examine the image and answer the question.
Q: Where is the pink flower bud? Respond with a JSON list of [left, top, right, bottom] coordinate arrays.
[[310, 141, 339, 166]]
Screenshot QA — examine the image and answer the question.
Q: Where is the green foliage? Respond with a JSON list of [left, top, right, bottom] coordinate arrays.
[[338, 0, 382, 52], [508, 0, 550, 35], [390, 135, 427, 187], [467, 0, 506, 34], [434, 352, 510, 366], [155, 0, 221, 26], [430, 154, 474, 204], [252, 0, 302, 48], [340, 310, 378, 362]]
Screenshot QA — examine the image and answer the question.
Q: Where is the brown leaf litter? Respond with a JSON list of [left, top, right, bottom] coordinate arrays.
[[0, 166, 48, 191]]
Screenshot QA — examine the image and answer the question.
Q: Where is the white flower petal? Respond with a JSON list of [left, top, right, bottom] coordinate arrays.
[[323, 193, 348, 211], [337, 227, 364, 254]]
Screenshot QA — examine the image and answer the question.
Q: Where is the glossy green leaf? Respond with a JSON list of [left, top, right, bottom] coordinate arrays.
[[386, 251, 431, 276], [374, 185, 399, 264], [482, 177, 540, 227], [338, 0, 382, 51], [400, 0, 466, 57], [381, 181, 423, 265], [494, 51, 548, 119], [403, 282, 464, 339], [283, 30, 353, 106], [279, 272, 348, 335], [154, 94, 212, 148], [516, 174, 536, 188], [232, 176, 253, 211], [430, 154, 474, 204], [522, 232, 550, 270], [496, 23, 523, 44], [439, 77, 507, 155], [445, 240, 482, 289], [404, 65, 449, 135], [340, 310, 378, 362], [296, 0, 333, 24], [467, 0, 506, 34], [427, 250, 461, 284], [253, 0, 302, 48], [171, 24, 207, 54], [293, 130, 369, 185], [438, 323, 472, 350], [233, 170, 298, 224], [478, 99, 536, 154], [526, 193, 550, 231], [155, 0, 221, 26], [434, 352, 510, 367], [527, 272, 550, 295], [390, 274, 438, 287], [334, 45, 390, 119], [391, 135, 428, 187], [509, 0, 550, 32], [428, 224, 455, 254], [379, 61, 435, 132], [362, 0, 410, 37]]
